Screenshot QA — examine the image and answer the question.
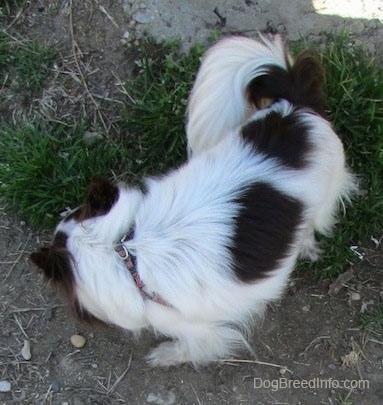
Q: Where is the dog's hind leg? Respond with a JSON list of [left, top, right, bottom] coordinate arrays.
[[146, 323, 249, 367], [299, 227, 322, 262]]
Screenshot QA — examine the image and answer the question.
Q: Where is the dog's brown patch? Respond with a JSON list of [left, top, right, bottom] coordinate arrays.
[[232, 182, 303, 281], [247, 49, 326, 117], [30, 231, 106, 326], [64, 176, 119, 223], [241, 110, 312, 169], [30, 232, 77, 311], [83, 176, 119, 218]]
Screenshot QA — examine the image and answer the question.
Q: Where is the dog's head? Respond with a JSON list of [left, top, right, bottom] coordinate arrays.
[[30, 176, 141, 323]]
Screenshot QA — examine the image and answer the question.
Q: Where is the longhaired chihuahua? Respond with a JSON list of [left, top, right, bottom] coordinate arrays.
[[31, 35, 356, 367]]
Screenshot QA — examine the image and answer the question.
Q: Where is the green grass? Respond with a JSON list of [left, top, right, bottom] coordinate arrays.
[[337, 392, 354, 405], [0, 31, 8, 72], [0, 0, 24, 18], [0, 122, 132, 228], [0, 33, 382, 279], [308, 34, 383, 277], [360, 302, 383, 339], [121, 39, 203, 174], [0, 31, 57, 95]]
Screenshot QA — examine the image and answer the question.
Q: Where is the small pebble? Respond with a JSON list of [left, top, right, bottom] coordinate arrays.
[[302, 305, 310, 312], [120, 31, 131, 45], [21, 340, 32, 361], [0, 380, 11, 393], [70, 334, 86, 348], [328, 363, 337, 370], [350, 292, 361, 301]]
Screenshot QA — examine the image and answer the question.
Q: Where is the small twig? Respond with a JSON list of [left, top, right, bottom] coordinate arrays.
[[1, 30, 37, 50], [213, 7, 227, 27], [367, 338, 383, 345], [14, 315, 30, 340], [107, 354, 132, 394], [99, 5, 119, 29], [96, 378, 109, 393], [6, 2, 25, 30], [42, 384, 53, 404], [3, 233, 31, 283], [300, 335, 331, 357], [219, 358, 292, 374], [45, 351, 53, 363], [64, 350, 81, 359], [10, 305, 62, 313], [69, 0, 110, 136], [190, 384, 202, 405], [92, 94, 124, 104], [328, 269, 354, 295], [112, 70, 137, 104]]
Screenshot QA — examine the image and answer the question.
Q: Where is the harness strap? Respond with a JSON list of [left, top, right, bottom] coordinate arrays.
[[116, 238, 173, 308]]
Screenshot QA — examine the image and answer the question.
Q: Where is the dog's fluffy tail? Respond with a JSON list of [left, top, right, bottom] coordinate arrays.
[[186, 34, 325, 156]]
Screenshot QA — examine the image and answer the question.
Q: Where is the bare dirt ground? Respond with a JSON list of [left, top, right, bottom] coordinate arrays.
[[1, 1, 383, 404]]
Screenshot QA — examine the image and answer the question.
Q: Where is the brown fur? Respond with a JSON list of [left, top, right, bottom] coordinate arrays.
[[77, 176, 119, 222], [248, 49, 326, 117], [30, 176, 119, 326]]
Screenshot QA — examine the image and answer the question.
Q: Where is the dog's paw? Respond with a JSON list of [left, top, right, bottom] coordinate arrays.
[[146, 340, 189, 367]]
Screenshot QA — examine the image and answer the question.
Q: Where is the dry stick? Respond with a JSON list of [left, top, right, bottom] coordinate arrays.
[[14, 314, 30, 340], [99, 5, 119, 29], [219, 358, 293, 374], [112, 70, 137, 104], [42, 384, 53, 405], [190, 384, 203, 405], [300, 335, 331, 357], [351, 339, 367, 382], [107, 354, 133, 395], [367, 338, 383, 345], [68, 0, 110, 137], [3, 233, 31, 283], [10, 307, 50, 313], [6, 5, 26, 30]]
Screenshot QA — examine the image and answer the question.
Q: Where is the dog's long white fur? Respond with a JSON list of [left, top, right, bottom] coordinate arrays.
[[62, 103, 354, 366], [47, 35, 356, 367]]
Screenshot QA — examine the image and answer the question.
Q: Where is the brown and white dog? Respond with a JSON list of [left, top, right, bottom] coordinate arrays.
[[31, 35, 356, 367]]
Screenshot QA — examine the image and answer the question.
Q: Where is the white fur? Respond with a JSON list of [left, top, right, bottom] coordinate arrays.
[[186, 34, 291, 156], [57, 100, 355, 367], [52, 36, 356, 367]]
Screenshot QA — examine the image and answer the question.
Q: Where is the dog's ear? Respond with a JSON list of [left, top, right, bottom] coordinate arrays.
[[30, 247, 77, 313], [291, 49, 326, 117], [30, 248, 50, 271], [30, 247, 72, 283], [82, 176, 119, 219]]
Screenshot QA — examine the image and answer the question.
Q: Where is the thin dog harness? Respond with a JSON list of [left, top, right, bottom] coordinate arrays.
[[116, 234, 173, 308]]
